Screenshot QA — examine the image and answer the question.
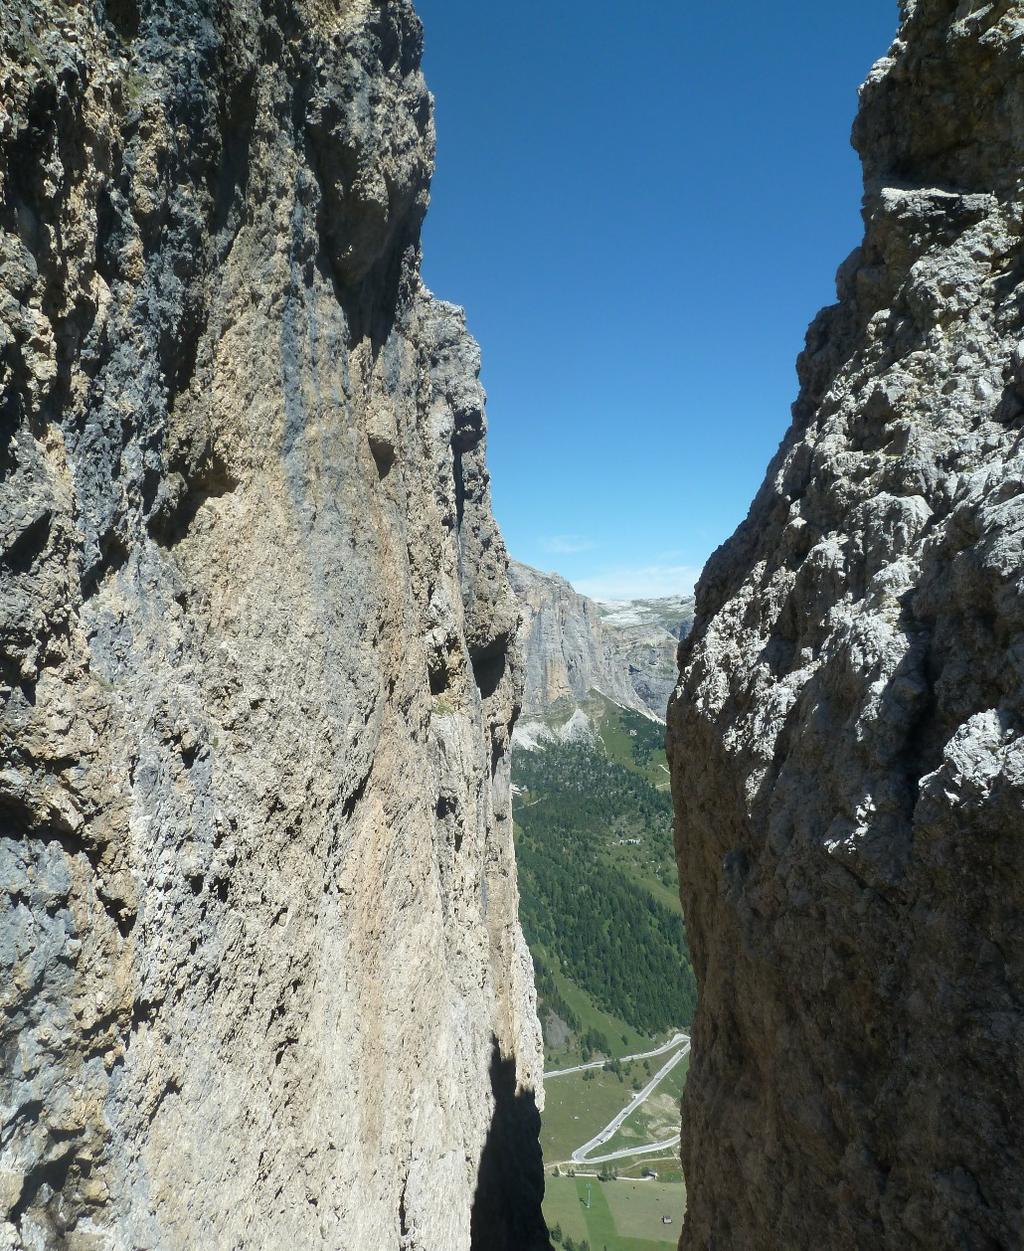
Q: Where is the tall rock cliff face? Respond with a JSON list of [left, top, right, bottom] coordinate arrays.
[[510, 560, 693, 722], [0, 4, 547, 1249], [669, 4, 1024, 1248]]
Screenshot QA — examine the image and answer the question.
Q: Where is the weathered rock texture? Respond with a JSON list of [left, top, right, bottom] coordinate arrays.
[[596, 593, 695, 718], [669, 3, 1024, 1248], [510, 560, 693, 722], [0, 3, 547, 1249]]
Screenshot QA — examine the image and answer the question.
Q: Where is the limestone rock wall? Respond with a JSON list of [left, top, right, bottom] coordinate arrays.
[[510, 559, 692, 721], [0, 3, 546, 1249], [668, 3, 1023, 1248]]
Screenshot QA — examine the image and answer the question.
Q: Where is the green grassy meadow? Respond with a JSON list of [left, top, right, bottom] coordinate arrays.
[[596, 1055, 689, 1158], [542, 1064, 646, 1163], [544, 1177, 684, 1251]]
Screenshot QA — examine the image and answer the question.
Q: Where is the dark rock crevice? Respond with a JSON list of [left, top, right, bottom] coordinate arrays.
[[470, 1041, 552, 1251]]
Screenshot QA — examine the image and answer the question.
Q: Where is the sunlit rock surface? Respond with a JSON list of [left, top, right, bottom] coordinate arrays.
[[0, 3, 547, 1248], [669, 4, 1024, 1247]]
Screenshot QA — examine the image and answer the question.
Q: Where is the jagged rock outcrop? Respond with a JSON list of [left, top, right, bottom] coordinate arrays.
[[669, 3, 1024, 1249], [0, 4, 547, 1249], [510, 559, 693, 722]]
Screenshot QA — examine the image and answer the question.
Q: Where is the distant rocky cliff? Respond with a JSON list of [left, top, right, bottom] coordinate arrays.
[[669, 3, 1024, 1248], [0, 4, 547, 1249], [510, 560, 693, 723]]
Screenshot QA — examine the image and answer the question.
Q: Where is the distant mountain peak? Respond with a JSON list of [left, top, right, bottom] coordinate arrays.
[[509, 560, 695, 723]]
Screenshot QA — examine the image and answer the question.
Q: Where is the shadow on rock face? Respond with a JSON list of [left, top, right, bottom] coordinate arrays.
[[470, 1039, 552, 1251]]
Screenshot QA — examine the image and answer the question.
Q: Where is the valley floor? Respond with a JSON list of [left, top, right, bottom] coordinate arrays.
[[544, 1176, 684, 1251], [541, 1034, 689, 1248], [544, 1035, 690, 1166], [512, 690, 692, 1245]]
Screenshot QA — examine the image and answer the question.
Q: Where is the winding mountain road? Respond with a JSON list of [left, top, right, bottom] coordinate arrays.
[[570, 1038, 691, 1164], [545, 1032, 689, 1079], [580, 1135, 681, 1166]]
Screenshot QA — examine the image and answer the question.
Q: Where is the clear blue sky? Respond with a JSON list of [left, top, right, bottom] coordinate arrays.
[[417, 0, 899, 600]]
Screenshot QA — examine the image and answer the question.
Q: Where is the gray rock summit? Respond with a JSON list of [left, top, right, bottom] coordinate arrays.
[[669, 4, 1024, 1248], [0, 3, 546, 1249], [510, 559, 693, 724]]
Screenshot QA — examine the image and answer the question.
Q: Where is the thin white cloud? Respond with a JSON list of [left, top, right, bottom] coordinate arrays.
[[571, 563, 701, 602], [540, 534, 597, 555]]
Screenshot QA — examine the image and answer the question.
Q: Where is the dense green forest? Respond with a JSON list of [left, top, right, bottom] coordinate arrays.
[[513, 711, 697, 1041]]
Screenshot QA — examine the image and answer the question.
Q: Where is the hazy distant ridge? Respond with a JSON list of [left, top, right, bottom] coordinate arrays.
[[510, 560, 694, 722]]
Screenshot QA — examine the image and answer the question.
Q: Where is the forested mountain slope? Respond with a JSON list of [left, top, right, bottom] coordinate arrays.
[[513, 694, 695, 1063]]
